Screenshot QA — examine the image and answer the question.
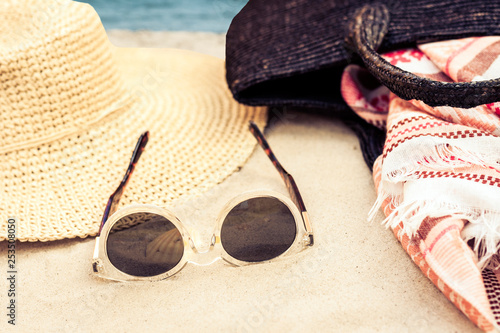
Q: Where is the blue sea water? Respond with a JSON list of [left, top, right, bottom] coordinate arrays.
[[78, 0, 247, 33]]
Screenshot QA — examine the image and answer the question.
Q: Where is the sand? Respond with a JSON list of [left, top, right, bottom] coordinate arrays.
[[108, 30, 226, 59], [0, 30, 481, 332]]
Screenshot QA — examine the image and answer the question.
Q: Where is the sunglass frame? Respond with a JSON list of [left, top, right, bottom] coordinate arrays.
[[92, 189, 311, 282]]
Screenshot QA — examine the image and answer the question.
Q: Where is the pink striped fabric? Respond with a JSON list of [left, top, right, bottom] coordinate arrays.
[[342, 37, 500, 331]]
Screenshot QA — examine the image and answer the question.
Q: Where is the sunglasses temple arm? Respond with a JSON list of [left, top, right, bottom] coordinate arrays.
[[97, 131, 150, 235], [249, 122, 313, 245]]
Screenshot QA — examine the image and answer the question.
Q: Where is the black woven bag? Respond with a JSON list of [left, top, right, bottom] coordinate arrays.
[[226, 0, 500, 110]]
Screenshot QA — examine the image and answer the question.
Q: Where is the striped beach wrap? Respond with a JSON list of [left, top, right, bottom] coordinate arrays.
[[341, 37, 500, 331]]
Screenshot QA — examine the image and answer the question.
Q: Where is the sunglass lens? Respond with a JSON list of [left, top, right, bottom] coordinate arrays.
[[106, 212, 184, 277], [220, 197, 296, 262]]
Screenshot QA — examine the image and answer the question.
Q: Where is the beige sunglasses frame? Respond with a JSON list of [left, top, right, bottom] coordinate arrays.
[[92, 190, 312, 282], [92, 122, 313, 282]]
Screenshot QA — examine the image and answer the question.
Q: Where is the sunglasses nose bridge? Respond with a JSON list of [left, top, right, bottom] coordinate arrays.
[[189, 250, 220, 266], [187, 234, 220, 266]]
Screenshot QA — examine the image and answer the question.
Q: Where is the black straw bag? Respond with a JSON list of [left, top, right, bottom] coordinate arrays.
[[225, 0, 500, 111]]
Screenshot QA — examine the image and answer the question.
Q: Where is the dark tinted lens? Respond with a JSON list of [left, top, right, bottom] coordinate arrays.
[[220, 197, 296, 262], [106, 212, 184, 277]]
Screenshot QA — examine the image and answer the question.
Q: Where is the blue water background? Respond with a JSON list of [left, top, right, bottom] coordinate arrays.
[[78, 0, 247, 33]]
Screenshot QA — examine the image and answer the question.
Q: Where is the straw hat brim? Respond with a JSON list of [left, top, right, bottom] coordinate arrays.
[[0, 46, 267, 242]]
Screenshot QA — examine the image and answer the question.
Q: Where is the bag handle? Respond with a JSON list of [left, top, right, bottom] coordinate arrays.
[[345, 3, 500, 108]]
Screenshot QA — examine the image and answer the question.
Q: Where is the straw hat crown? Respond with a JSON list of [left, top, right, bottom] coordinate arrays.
[[0, 0, 267, 242], [0, 0, 127, 153]]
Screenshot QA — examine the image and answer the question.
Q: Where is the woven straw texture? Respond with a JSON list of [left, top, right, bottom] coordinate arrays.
[[0, 0, 267, 242], [226, 0, 500, 109], [345, 4, 500, 108], [225, 0, 500, 170]]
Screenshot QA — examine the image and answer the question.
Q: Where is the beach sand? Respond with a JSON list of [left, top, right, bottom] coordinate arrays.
[[108, 30, 226, 59], [0, 31, 481, 332]]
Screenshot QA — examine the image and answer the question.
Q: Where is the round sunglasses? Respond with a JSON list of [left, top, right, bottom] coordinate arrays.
[[92, 122, 313, 282]]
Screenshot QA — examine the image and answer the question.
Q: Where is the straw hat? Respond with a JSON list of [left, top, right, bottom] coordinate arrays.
[[0, 0, 267, 242]]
